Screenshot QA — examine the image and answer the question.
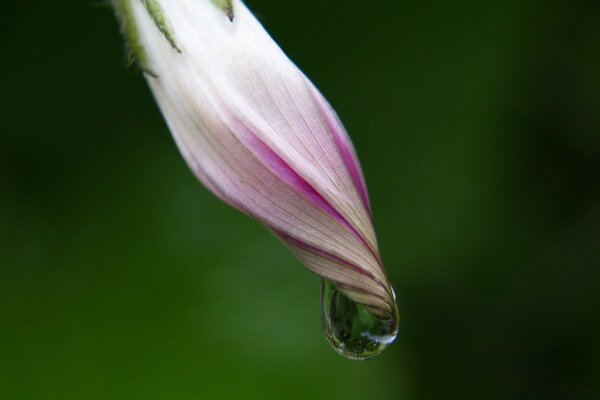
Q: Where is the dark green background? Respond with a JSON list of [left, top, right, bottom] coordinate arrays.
[[1, 0, 599, 399]]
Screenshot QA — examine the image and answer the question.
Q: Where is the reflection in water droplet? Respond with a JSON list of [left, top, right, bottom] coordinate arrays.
[[320, 279, 399, 360]]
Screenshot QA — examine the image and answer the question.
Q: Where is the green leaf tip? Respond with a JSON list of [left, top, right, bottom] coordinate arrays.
[[212, 0, 234, 21], [140, 0, 182, 53], [112, 0, 148, 68], [112, 0, 180, 72]]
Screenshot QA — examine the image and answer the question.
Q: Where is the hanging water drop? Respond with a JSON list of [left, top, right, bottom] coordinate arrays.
[[320, 279, 399, 360]]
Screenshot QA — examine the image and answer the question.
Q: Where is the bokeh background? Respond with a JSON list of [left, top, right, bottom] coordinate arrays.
[[1, 0, 599, 399]]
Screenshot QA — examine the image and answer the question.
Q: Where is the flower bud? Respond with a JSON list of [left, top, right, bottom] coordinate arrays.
[[113, 0, 396, 320]]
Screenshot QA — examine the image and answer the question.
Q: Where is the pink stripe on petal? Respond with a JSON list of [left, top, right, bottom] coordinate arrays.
[[231, 118, 383, 263], [309, 86, 372, 215], [274, 229, 387, 291], [230, 118, 356, 232]]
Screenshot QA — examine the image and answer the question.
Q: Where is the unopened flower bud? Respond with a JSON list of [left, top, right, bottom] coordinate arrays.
[[112, 0, 399, 356]]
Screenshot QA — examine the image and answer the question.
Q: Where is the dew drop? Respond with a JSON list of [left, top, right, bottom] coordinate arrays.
[[320, 279, 399, 360]]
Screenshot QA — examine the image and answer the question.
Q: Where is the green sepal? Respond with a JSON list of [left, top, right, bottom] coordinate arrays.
[[112, 0, 148, 68], [140, 0, 182, 53], [112, 0, 181, 73], [212, 0, 234, 21]]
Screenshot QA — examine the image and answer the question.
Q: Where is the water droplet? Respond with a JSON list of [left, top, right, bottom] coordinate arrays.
[[320, 279, 399, 360]]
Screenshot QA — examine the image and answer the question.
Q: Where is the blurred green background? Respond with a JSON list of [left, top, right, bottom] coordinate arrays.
[[1, 0, 599, 399]]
